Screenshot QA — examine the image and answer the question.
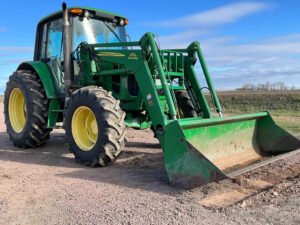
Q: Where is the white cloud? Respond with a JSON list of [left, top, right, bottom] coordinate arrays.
[[201, 34, 300, 63], [149, 2, 271, 28], [159, 33, 236, 49], [146, 1, 275, 90], [0, 59, 29, 66], [159, 33, 300, 89], [0, 46, 33, 53], [0, 46, 33, 93], [158, 30, 209, 48]]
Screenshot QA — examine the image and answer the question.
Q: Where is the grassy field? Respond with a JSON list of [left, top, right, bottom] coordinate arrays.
[[214, 91, 300, 137], [0, 91, 299, 137]]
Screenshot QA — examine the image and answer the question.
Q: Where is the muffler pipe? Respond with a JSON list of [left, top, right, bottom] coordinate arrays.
[[62, 2, 72, 100]]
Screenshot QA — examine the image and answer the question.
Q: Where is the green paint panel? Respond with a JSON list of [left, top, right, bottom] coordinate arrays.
[[48, 99, 61, 128], [161, 120, 226, 188]]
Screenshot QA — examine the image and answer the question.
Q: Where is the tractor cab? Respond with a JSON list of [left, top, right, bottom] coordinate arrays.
[[33, 7, 128, 97], [35, 7, 128, 60]]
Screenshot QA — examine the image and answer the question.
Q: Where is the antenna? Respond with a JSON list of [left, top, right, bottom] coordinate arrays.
[[155, 33, 161, 49]]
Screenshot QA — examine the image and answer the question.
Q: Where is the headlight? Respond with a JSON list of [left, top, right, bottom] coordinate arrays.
[[119, 19, 125, 26]]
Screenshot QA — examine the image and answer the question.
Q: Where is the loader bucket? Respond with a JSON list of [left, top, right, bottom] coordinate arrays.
[[162, 112, 300, 189]]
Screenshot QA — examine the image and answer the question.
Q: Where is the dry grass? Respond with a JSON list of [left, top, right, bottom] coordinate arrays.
[[273, 115, 300, 138], [214, 91, 300, 137], [217, 91, 300, 116]]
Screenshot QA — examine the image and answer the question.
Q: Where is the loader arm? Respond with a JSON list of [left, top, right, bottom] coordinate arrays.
[[77, 32, 300, 188]]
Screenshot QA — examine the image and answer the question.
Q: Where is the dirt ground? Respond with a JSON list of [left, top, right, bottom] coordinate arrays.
[[0, 101, 299, 225]]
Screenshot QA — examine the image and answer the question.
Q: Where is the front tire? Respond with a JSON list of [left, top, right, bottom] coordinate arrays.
[[4, 70, 52, 148], [65, 86, 127, 167]]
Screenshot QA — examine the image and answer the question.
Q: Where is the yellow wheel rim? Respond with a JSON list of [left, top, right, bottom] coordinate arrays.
[[8, 88, 27, 133], [71, 106, 98, 151]]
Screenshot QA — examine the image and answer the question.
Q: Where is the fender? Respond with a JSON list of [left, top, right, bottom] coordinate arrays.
[[17, 61, 61, 128], [17, 61, 57, 99]]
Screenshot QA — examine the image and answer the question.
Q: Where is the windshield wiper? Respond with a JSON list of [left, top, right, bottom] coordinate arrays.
[[103, 21, 122, 42]]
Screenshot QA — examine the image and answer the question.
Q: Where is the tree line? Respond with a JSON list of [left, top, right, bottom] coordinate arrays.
[[237, 82, 297, 91]]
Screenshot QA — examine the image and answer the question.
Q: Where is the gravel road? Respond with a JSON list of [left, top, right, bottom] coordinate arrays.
[[0, 101, 299, 225]]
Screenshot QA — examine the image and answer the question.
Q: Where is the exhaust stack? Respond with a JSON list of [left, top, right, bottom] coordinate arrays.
[[62, 2, 72, 98]]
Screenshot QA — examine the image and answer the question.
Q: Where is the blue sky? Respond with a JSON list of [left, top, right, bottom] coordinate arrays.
[[0, 0, 300, 92]]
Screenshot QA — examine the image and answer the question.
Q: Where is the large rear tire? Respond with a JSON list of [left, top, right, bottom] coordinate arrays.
[[65, 86, 127, 167], [175, 90, 197, 118], [4, 70, 52, 148]]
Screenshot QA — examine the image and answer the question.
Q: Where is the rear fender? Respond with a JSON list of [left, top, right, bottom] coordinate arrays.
[[17, 61, 60, 128], [17, 61, 57, 99]]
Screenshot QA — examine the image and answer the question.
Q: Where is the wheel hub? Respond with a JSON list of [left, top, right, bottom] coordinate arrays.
[[71, 106, 98, 151], [8, 88, 27, 133]]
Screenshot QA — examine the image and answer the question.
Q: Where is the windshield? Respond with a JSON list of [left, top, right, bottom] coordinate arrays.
[[72, 16, 126, 49]]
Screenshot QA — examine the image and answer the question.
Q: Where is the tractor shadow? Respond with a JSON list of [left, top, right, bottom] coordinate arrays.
[[0, 131, 174, 194], [0, 131, 77, 168]]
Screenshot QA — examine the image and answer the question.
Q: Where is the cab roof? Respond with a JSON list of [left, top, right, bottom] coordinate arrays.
[[38, 6, 127, 25]]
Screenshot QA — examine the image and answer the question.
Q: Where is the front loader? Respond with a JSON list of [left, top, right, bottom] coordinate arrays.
[[4, 3, 300, 188]]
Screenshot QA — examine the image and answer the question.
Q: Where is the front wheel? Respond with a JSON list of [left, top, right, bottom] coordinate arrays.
[[65, 86, 127, 166]]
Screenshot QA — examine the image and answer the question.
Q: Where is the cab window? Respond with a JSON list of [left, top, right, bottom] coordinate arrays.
[[40, 18, 63, 60]]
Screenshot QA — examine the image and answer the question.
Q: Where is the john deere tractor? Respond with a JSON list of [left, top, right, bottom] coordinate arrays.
[[4, 3, 300, 188]]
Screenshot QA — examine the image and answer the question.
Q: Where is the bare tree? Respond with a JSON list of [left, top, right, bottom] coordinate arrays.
[[237, 81, 294, 91]]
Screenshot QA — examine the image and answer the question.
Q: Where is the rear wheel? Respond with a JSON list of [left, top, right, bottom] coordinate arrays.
[[65, 86, 127, 166], [4, 70, 52, 148], [175, 90, 197, 118]]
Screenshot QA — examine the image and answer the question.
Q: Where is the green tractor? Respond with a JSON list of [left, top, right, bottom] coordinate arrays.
[[4, 3, 300, 188]]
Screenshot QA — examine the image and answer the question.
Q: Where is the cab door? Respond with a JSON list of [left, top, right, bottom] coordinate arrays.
[[35, 18, 65, 97]]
